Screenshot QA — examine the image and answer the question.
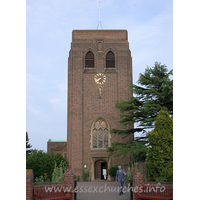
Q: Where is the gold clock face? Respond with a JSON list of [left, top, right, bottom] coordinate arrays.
[[94, 73, 106, 85]]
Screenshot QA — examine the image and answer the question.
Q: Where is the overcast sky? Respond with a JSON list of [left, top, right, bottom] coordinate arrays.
[[26, 0, 173, 152]]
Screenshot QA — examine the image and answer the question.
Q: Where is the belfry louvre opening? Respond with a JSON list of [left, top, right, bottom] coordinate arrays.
[[85, 51, 94, 68], [106, 51, 115, 68]]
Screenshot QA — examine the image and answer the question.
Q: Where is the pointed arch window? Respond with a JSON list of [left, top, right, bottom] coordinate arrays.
[[106, 51, 115, 68], [85, 51, 94, 68], [92, 118, 109, 149]]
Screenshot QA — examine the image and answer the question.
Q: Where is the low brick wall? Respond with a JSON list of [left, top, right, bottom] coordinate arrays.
[[131, 169, 173, 200], [26, 169, 75, 200]]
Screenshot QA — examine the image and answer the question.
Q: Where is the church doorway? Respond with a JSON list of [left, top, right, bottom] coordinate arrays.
[[95, 160, 107, 180]]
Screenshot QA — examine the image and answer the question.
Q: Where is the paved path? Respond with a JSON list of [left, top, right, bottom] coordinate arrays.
[[76, 181, 130, 200]]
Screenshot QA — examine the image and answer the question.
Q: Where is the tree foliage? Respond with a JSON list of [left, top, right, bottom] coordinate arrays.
[[26, 132, 33, 158], [26, 149, 68, 181], [107, 140, 147, 162], [107, 62, 173, 161], [146, 110, 173, 182]]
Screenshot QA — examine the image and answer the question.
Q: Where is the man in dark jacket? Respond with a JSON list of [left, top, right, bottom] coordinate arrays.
[[115, 166, 127, 195]]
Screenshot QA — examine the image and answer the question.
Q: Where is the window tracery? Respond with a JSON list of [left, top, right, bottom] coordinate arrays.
[[92, 118, 109, 149]]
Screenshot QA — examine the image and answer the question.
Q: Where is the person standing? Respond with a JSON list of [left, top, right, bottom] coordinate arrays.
[[102, 166, 107, 180], [115, 166, 127, 195]]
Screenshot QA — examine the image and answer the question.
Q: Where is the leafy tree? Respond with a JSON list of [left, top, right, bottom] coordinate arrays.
[[146, 110, 173, 182], [26, 132, 33, 157], [26, 149, 68, 181], [107, 62, 173, 161]]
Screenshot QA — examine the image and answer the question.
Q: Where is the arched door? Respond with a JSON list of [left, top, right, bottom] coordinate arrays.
[[95, 160, 107, 180]]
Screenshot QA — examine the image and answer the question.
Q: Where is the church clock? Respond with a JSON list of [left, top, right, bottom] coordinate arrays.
[[94, 73, 106, 85]]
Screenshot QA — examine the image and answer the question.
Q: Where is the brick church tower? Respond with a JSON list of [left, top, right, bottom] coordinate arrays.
[[67, 30, 133, 181]]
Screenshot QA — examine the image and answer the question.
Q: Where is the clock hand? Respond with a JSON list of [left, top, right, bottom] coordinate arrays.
[[96, 78, 101, 81]]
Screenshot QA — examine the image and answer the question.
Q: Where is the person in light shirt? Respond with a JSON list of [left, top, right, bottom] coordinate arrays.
[[115, 166, 127, 196], [102, 166, 107, 180]]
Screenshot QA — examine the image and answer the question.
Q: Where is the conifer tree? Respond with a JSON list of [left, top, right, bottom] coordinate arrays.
[[146, 110, 173, 182], [26, 131, 33, 157], [107, 62, 173, 161]]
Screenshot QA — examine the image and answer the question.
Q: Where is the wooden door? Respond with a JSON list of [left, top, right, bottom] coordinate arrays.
[[95, 161, 101, 179]]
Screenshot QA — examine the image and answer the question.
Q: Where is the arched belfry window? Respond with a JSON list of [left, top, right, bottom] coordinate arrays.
[[92, 118, 109, 149], [106, 51, 115, 68], [85, 51, 94, 68]]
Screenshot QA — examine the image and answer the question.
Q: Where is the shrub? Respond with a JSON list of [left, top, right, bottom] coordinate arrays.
[[35, 173, 48, 183], [82, 170, 90, 181], [108, 166, 118, 178], [146, 110, 173, 182], [52, 161, 69, 182], [26, 149, 68, 181], [125, 161, 138, 184]]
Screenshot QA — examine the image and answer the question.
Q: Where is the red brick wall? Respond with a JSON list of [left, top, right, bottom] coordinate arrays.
[[67, 30, 133, 176], [72, 30, 128, 41], [132, 169, 173, 200], [26, 169, 34, 200], [26, 169, 75, 200]]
